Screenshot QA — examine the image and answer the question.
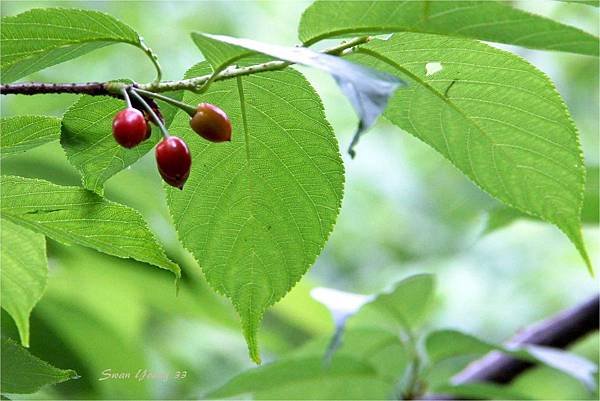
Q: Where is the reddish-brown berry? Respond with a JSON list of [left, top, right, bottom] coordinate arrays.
[[155, 136, 191, 189], [112, 108, 147, 148], [189, 103, 232, 142]]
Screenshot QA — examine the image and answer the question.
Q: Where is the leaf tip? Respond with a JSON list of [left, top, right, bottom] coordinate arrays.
[[239, 311, 263, 365]]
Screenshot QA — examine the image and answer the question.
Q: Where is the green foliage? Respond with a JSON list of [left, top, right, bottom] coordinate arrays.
[[0, 2, 598, 398], [61, 96, 159, 194], [434, 382, 531, 400], [0, 337, 77, 394], [0, 8, 148, 83], [349, 32, 591, 271], [426, 329, 598, 392], [191, 33, 256, 75], [167, 62, 344, 363], [1, 116, 61, 158], [350, 274, 434, 331], [208, 355, 392, 400], [0, 218, 47, 347], [191, 32, 404, 156], [0, 176, 180, 280], [298, 1, 599, 56], [209, 274, 435, 399], [485, 166, 599, 233]]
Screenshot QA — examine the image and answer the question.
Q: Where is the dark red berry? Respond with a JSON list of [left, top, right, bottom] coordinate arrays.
[[112, 108, 147, 148], [189, 103, 232, 142], [155, 136, 191, 189]]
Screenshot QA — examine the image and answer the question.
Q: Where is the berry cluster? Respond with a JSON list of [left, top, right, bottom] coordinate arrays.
[[111, 89, 231, 189]]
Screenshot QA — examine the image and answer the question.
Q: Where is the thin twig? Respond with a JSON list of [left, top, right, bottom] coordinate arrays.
[[0, 37, 371, 97]]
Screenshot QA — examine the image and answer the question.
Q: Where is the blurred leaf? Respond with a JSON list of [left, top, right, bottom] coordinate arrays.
[[510, 365, 596, 400], [293, 327, 408, 382], [426, 330, 598, 391], [191, 33, 404, 157], [206, 355, 394, 400], [351, 33, 591, 272], [298, 1, 599, 56], [271, 281, 334, 336], [555, 0, 599, 6], [426, 329, 519, 363], [485, 166, 599, 233], [167, 62, 343, 363], [349, 274, 435, 331], [434, 382, 532, 400], [1, 8, 152, 83], [0, 337, 77, 394], [525, 345, 598, 391], [61, 95, 159, 195], [0, 218, 47, 347], [1, 116, 60, 158], [36, 298, 149, 399], [0, 175, 180, 281]]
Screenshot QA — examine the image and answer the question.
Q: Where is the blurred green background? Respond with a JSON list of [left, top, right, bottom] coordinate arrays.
[[1, 1, 598, 399]]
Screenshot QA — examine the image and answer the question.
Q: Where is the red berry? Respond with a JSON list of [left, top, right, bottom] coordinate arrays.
[[155, 136, 191, 189], [189, 103, 232, 142], [112, 108, 147, 148]]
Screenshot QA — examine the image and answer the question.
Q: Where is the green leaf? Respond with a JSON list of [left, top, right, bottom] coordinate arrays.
[[298, 1, 599, 56], [0, 175, 180, 281], [1, 116, 61, 158], [435, 382, 532, 400], [0, 218, 47, 347], [191, 33, 403, 157], [426, 329, 512, 363], [206, 355, 393, 400], [485, 166, 599, 233], [426, 330, 598, 391], [350, 33, 591, 272], [346, 274, 435, 335], [0, 337, 77, 394], [167, 62, 344, 363], [61, 95, 159, 194], [37, 297, 150, 399], [0, 8, 154, 83], [295, 327, 409, 382], [555, 0, 599, 6], [190, 32, 256, 74]]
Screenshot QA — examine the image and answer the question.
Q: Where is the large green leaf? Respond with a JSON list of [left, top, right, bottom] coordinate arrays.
[[298, 1, 599, 56], [0, 175, 180, 280], [167, 62, 344, 363], [0, 218, 47, 347], [0, 337, 77, 394], [349, 33, 591, 271], [1, 8, 150, 83], [61, 96, 159, 194], [1, 116, 61, 158], [485, 166, 599, 233], [206, 355, 393, 400]]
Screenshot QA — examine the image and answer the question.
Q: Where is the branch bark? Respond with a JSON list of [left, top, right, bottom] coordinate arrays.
[[425, 294, 599, 400], [0, 37, 369, 96]]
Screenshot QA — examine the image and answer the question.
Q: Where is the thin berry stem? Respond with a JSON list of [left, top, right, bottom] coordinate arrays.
[[121, 88, 132, 108], [129, 89, 170, 139], [134, 88, 196, 117]]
